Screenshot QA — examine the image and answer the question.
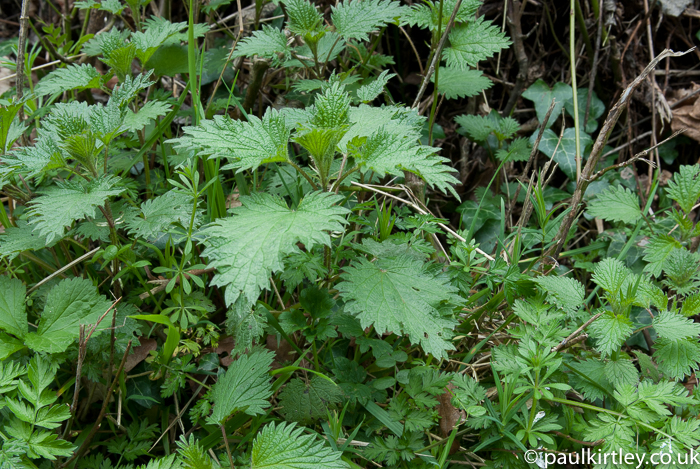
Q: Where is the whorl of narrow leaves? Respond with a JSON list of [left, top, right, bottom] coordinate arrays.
[[208, 350, 275, 424], [251, 422, 347, 469], [338, 253, 461, 358], [201, 192, 348, 306]]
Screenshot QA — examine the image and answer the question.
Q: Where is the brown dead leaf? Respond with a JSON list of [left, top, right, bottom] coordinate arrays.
[[124, 337, 157, 372], [437, 384, 466, 455], [670, 83, 700, 142]]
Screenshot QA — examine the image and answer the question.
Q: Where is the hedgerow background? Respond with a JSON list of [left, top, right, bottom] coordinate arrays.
[[1, 0, 700, 467]]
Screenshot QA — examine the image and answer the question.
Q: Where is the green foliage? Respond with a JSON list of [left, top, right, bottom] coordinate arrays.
[[208, 350, 274, 424], [201, 192, 348, 306], [338, 252, 461, 358], [251, 422, 347, 469], [3, 1, 700, 468], [587, 185, 642, 224]]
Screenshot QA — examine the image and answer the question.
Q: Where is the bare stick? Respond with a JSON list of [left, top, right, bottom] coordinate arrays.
[[412, 0, 463, 108], [552, 313, 602, 352], [547, 48, 694, 259], [60, 341, 133, 469]]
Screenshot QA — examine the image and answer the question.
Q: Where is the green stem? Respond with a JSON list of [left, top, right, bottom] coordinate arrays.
[[570, 0, 582, 182]]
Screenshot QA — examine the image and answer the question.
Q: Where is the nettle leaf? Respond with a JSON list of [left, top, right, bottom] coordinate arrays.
[[589, 311, 633, 357], [653, 311, 700, 341], [522, 80, 572, 127], [352, 128, 459, 198], [0, 221, 54, 261], [443, 17, 511, 69], [27, 175, 125, 243], [208, 350, 274, 424], [338, 253, 461, 358], [226, 300, 268, 356], [123, 100, 172, 132], [434, 67, 492, 100], [283, 0, 324, 35], [172, 108, 291, 173], [593, 257, 629, 295], [202, 192, 348, 306], [534, 275, 585, 314], [454, 114, 492, 142], [654, 337, 700, 380], [496, 137, 531, 162], [251, 422, 347, 469], [82, 28, 131, 57], [232, 25, 290, 61], [356, 70, 395, 102], [331, 0, 405, 42], [531, 128, 592, 180], [125, 190, 193, 240], [339, 104, 423, 149], [587, 185, 642, 224], [132, 16, 193, 63], [23, 277, 112, 353], [604, 359, 639, 388], [643, 234, 682, 278], [0, 275, 27, 339], [406, 0, 481, 32], [666, 164, 700, 214], [278, 376, 343, 424], [34, 64, 102, 96]]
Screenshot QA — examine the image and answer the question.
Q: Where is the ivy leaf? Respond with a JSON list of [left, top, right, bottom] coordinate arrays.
[[534, 275, 585, 314], [351, 128, 459, 198], [531, 128, 592, 180], [357, 70, 395, 102], [564, 88, 605, 133], [278, 376, 343, 424], [172, 108, 291, 173], [666, 164, 700, 214], [232, 25, 290, 61], [251, 422, 347, 469], [589, 311, 633, 357], [522, 80, 572, 127], [27, 176, 124, 244], [23, 277, 112, 354], [434, 67, 492, 100], [208, 350, 274, 424], [338, 254, 461, 358], [0, 276, 27, 339], [34, 64, 102, 96], [331, 0, 405, 42], [443, 17, 511, 69], [587, 185, 642, 224], [202, 192, 348, 306]]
